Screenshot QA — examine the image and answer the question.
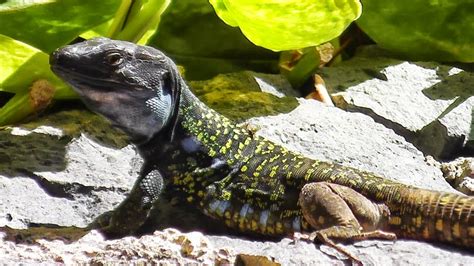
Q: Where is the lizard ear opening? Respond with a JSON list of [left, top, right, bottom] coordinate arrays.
[[162, 60, 182, 141], [145, 88, 172, 127]]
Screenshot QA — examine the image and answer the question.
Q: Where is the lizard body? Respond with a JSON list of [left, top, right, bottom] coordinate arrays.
[[50, 38, 473, 257]]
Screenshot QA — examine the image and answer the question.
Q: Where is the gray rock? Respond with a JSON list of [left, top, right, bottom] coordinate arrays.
[[188, 71, 298, 121], [247, 99, 453, 192], [415, 73, 474, 158], [0, 175, 86, 228], [252, 71, 300, 98], [438, 96, 474, 153], [0, 229, 229, 264], [36, 133, 139, 188], [209, 236, 474, 266], [0, 72, 472, 264], [0, 110, 139, 229], [439, 157, 474, 195], [1, 228, 472, 265], [324, 46, 473, 159], [210, 235, 335, 265], [460, 177, 474, 195]]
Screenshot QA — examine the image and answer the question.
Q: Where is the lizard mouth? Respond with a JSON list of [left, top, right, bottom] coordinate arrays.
[[50, 49, 142, 94], [51, 65, 123, 90], [50, 48, 110, 88], [50, 57, 127, 94]]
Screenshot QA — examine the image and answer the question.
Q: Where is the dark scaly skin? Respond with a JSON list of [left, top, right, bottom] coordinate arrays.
[[50, 38, 474, 254], [178, 89, 474, 249]]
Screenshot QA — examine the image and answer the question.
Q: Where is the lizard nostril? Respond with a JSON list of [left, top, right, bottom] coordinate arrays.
[[49, 51, 59, 66], [49, 48, 77, 70]]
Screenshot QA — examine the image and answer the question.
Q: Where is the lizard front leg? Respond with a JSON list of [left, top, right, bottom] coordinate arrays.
[[298, 182, 395, 263], [90, 168, 164, 238]]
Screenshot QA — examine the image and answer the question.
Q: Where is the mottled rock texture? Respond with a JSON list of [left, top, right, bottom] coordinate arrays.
[[1, 52, 472, 264]]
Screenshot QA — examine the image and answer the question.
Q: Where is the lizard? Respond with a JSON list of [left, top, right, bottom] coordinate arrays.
[[49, 37, 473, 262]]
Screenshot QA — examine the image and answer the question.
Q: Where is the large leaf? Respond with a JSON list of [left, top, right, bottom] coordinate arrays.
[[357, 1, 474, 62], [0, 34, 72, 125], [149, 0, 279, 80], [0, 0, 120, 53], [0, 34, 40, 87], [109, 0, 171, 44], [209, 0, 362, 51]]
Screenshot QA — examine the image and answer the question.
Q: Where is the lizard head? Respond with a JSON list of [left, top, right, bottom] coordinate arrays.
[[50, 37, 181, 144]]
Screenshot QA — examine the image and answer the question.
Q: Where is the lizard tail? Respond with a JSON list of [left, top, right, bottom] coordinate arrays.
[[386, 188, 474, 249]]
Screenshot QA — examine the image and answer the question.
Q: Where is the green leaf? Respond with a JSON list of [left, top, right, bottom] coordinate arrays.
[[0, 0, 120, 53], [281, 47, 321, 89], [0, 35, 73, 125], [0, 35, 70, 96], [0, 92, 32, 125], [1, 52, 72, 99], [209, 0, 362, 51], [357, 0, 474, 62], [109, 0, 171, 43], [0, 34, 40, 88], [149, 0, 279, 80]]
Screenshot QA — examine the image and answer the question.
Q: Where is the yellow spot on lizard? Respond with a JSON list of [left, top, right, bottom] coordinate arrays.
[[276, 222, 283, 234], [244, 137, 251, 145], [389, 216, 401, 225], [197, 132, 204, 141], [318, 216, 325, 225], [251, 220, 258, 231], [209, 149, 216, 157], [219, 146, 227, 154], [452, 222, 461, 238], [435, 219, 443, 231]]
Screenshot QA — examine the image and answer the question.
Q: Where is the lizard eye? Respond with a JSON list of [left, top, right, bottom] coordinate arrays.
[[105, 52, 123, 66]]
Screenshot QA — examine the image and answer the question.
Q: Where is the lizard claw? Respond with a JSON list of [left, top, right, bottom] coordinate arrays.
[[291, 231, 363, 265], [291, 231, 316, 243], [88, 210, 131, 238]]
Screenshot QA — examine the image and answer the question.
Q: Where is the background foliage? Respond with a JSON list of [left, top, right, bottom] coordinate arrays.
[[0, 0, 472, 125]]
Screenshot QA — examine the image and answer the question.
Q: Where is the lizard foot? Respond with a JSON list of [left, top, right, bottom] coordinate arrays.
[[350, 230, 397, 241], [298, 182, 397, 264], [88, 209, 142, 238], [293, 231, 363, 265], [293, 228, 396, 264], [89, 169, 164, 238]]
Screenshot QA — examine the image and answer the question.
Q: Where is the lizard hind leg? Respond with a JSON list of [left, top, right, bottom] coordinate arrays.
[[298, 182, 396, 263]]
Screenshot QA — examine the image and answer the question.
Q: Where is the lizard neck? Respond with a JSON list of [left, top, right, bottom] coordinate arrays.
[[135, 83, 251, 164], [177, 85, 257, 167]]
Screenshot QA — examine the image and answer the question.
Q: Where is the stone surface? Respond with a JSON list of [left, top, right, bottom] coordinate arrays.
[[36, 133, 140, 188], [0, 110, 140, 230], [0, 62, 472, 264], [1, 228, 472, 265], [0, 229, 231, 264], [189, 71, 298, 121], [330, 61, 454, 132], [209, 236, 474, 266], [0, 176, 86, 228], [439, 157, 474, 195], [324, 46, 474, 159], [248, 99, 453, 192]]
